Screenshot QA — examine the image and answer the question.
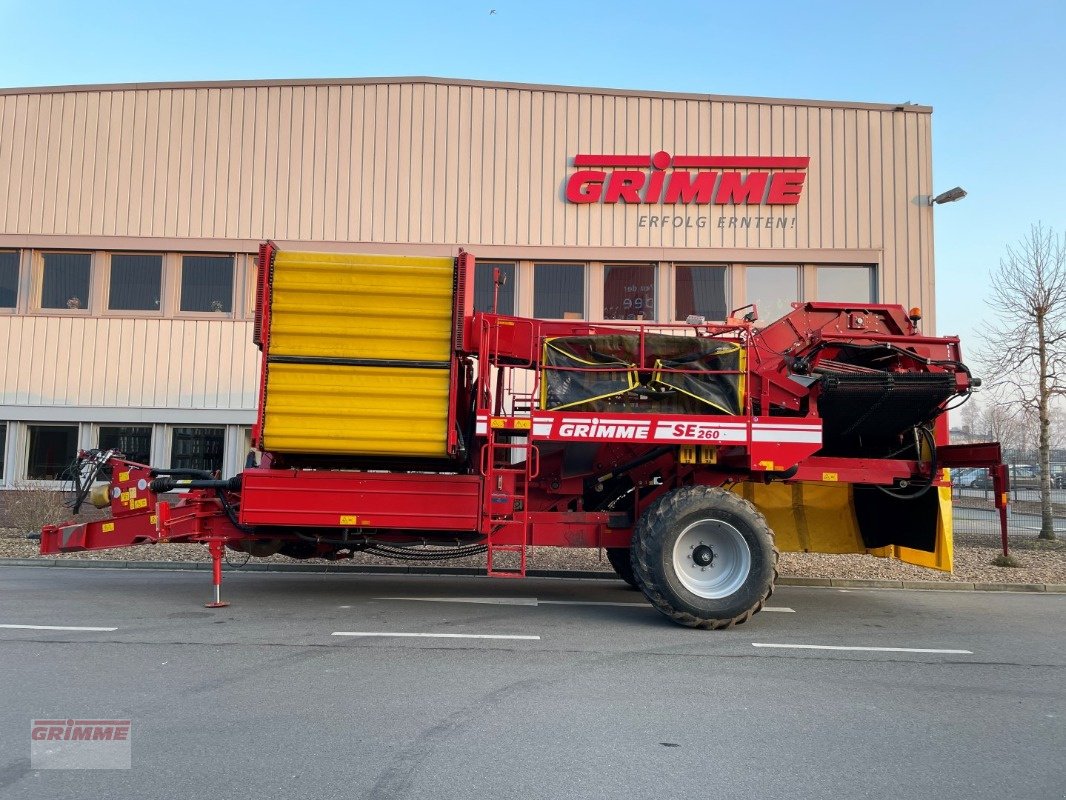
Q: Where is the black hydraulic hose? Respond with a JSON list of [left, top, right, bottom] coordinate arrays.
[[215, 488, 256, 533], [149, 476, 241, 493], [876, 426, 938, 500], [589, 446, 673, 487], [149, 467, 214, 479]]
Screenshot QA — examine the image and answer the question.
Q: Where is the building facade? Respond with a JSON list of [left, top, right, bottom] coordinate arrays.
[[0, 77, 935, 485]]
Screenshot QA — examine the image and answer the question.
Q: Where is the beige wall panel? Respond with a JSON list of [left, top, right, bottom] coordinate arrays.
[[0, 96, 14, 229], [0, 317, 257, 412], [40, 93, 63, 234], [10, 94, 31, 232], [882, 111, 901, 308]]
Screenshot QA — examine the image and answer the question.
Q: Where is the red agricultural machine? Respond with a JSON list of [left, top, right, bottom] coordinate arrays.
[[41, 245, 1008, 628]]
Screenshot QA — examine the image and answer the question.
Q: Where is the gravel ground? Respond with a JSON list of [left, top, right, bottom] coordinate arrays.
[[4, 528, 1065, 584]]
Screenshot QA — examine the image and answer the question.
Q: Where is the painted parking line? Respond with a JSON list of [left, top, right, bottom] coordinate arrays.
[[376, 597, 795, 612], [0, 624, 118, 632], [331, 631, 541, 640], [752, 643, 972, 654]]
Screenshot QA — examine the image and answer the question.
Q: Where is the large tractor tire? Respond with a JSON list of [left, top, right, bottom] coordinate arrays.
[[631, 486, 778, 629], [605, 547, 639, 589]]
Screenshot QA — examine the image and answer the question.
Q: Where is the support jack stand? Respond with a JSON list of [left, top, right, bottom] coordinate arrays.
[[205, 538, 230, 608]]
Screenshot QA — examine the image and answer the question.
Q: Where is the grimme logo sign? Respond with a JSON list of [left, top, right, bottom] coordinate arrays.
[[565, 151, 809, 206], [30, 719, 132, 769]]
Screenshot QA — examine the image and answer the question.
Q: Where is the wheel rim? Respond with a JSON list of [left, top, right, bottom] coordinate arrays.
[[672, 518, 752, 599]]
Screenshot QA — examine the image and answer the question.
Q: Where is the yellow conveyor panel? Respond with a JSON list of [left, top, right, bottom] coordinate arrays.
[[262, 363, 450, 457], [269, 250, 456, 362]]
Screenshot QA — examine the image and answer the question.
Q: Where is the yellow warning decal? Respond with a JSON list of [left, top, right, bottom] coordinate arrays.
[[679, 444, 697, 464], [822, 472, 839, 482], [512, 418, 531, 430], [120, 491, 129, 502], [339, 515, 359, 525], [102, 522, 115, 533], [134, 498, 148, 509], [150, 515, 158, 524], [490, 418, 506, 429], [118, 471, 130, 482]]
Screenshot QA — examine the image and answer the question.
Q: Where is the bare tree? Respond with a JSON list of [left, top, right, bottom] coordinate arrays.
[[978, 401, 1026, 458], [980, 224, 1066, 540]]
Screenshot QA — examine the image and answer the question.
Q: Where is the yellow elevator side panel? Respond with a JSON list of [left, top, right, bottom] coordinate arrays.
[[268, 251, 456, 362], [262, 363, 451, 457]]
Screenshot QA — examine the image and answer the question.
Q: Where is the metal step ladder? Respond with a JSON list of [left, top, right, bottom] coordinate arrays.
[[482, 419, 537, 578]]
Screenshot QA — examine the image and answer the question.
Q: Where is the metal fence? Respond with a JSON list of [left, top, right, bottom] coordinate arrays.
[[950, 463, 1066, 551]]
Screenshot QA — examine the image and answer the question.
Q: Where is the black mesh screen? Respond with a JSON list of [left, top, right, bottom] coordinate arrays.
[[542, 333, 742, 415]]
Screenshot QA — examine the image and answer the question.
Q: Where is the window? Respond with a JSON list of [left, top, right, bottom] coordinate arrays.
[[41, 252, 91, 310], [745, 266, 799, 325], [534, 263, 585, 319], [98, 426, 152, 465], [675, 265, 728, 321], [474, 261, 515, 315], [171, 427, 225, 474], [26, 425, 78, 480], [604, 264, 656, 320], [109, 254, 163, 311], [180, 255, 233, 313], [0, 422, 6, 480], [816, 266, 875, 304], [240, 427, 258, 470], [0, 251, 18, 308]]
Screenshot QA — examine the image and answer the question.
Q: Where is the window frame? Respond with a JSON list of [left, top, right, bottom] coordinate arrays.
[[672, 263, 731, 322], [473, 260, 518, 316], [36, 251, 93, 314], [814, 264, 878, 305], [603, 262, 657, 321], [176, 253, 236, 318], [169, 425, 227, 474], [0, 421, 7, 483], [25, 423, 80, 481], [532, 261, 587, 320], [104, 252, 166, 316], [0, 250, 21, 314], [740, 264, 802, 326], [97, 424, 154, 465]]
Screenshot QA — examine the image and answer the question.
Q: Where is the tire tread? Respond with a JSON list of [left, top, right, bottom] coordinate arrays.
[[631, 486, 779, 629]]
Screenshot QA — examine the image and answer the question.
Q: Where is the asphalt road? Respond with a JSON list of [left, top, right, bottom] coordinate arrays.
[[0, 567, 1063, 800]]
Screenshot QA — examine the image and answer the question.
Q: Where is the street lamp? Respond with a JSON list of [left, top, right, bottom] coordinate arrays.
[[930, 186, 967, 205]]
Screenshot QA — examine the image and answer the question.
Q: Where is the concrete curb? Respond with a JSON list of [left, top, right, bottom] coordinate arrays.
[[1, 557, 1064, 592]]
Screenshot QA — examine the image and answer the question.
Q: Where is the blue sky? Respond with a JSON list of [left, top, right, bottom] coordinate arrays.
[[0, 0, 1063, 346]]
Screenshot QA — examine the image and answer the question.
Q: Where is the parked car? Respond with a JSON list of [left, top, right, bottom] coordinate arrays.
[[972, 464, 1046, 491], [951, 467, 984, 488]]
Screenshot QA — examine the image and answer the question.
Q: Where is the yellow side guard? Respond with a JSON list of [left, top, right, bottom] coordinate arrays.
[[734, 481, 953, 572]]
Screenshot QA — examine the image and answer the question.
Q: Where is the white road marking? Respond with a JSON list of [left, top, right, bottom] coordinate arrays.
[[0, 624, 118, 632], [760, 607, 796, 613], [538, 600, 650, 607], [752, 643, 972, 654], [375, 596, 538, 606], [332, 632, 540, 640]]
